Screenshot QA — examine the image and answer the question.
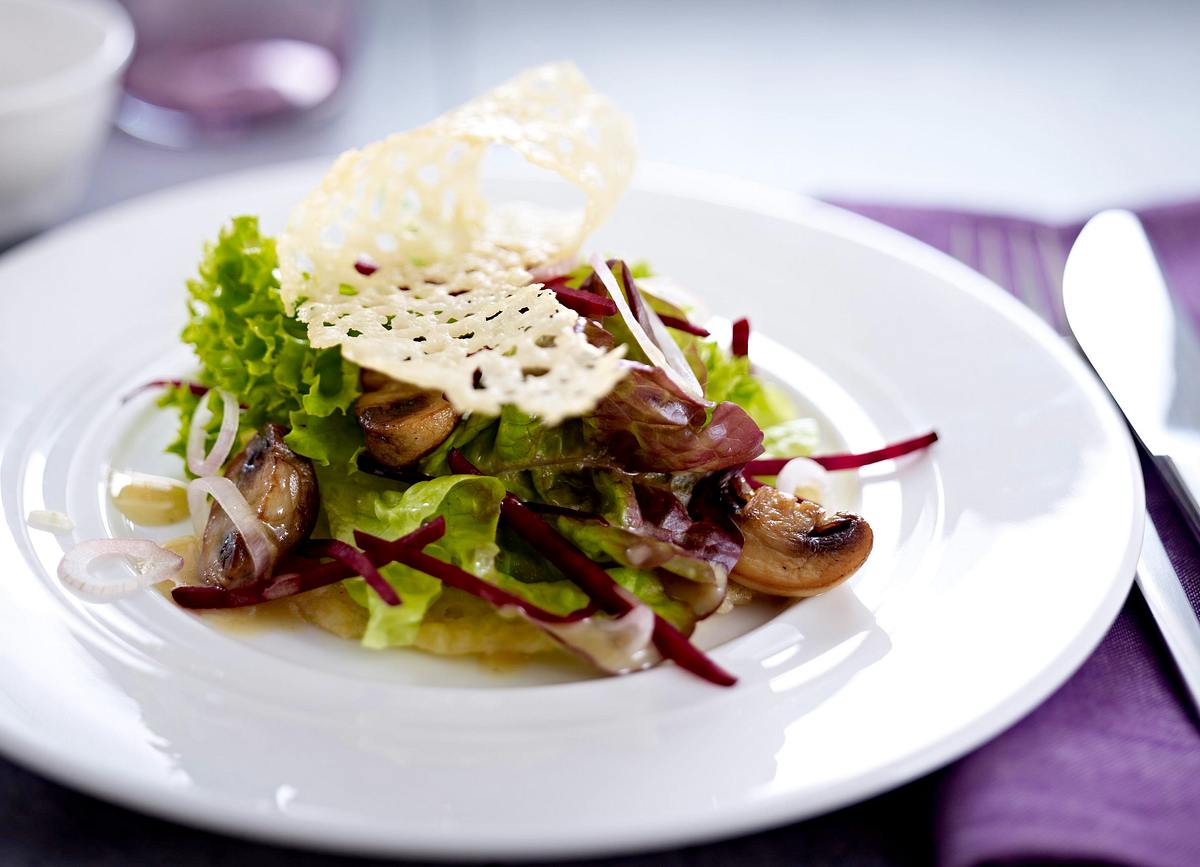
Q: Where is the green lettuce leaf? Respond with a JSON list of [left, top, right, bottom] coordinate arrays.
[[162, 216, 362, 467], [322, 472, 498, 648], [607, 567, 694, 632], [550, 515, 727, 588], [695, 338, 794, 429], [320, 471, 592, 646], [761, 417, 820, 458]]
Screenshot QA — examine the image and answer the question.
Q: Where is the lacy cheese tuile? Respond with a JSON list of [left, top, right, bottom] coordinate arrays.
[[277, 63, 637, 424]]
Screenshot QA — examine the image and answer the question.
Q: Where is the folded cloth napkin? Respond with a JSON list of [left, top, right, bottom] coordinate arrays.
[[832, 200, 1200, 867]]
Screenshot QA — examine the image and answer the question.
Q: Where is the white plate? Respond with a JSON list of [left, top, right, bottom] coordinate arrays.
[[0, 161, 1142, 859]]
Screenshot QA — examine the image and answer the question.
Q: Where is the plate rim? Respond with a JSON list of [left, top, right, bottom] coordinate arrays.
[[0, 158, 1144, 860]]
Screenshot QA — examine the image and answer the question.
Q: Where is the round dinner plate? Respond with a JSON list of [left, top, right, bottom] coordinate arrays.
[[0, 161, 1142, 859]]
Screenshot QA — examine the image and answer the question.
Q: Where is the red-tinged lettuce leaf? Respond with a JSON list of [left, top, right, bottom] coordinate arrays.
[[550, 514, 724, 592], [588, 364, 764, 473], [633, 471, 744, 574]]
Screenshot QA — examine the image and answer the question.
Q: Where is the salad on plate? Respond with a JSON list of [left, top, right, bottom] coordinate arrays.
[[55, 64, 936, 686]]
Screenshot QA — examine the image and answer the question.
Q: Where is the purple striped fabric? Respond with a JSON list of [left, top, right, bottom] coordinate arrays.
[[831, 199, 1200, 867]]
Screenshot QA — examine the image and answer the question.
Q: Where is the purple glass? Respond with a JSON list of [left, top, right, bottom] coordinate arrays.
[[118, 0, 356, 145]]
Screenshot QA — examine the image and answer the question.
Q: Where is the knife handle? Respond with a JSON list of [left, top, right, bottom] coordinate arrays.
[[1153, 454, 1200, 547], [1137, 512, 1200, 718]]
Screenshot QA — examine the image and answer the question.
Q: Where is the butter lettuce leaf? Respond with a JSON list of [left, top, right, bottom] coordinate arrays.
[[320, 471, 593, 646]]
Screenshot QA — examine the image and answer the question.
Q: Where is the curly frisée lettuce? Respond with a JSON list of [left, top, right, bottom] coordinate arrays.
[[160, 216, 362, 468]]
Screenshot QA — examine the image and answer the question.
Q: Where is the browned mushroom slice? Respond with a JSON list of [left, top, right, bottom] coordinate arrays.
[[198, 423, 319, 589], [354, 377, 459, 469], [730, 484, 873, 598]]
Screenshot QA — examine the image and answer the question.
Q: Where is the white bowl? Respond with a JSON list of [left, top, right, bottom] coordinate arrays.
[[0, 0, 133, 243]]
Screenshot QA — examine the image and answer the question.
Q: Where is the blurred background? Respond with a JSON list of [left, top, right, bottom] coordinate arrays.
[[3, 0, 1198, 248]]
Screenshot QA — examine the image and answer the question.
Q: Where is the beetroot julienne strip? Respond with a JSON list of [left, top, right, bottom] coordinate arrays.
[[543, 279, 619, 318], [302, 539, 400, 606], [731, 318, 750, 358], [449, 449, 736, 686], [500, 493, 634, 615], [746, 431, 940, 476], [353, 529, 597, 624], [121, 379, 209, 404], [448, 450, 629, 613], [502, 494, 737, 686], [171, 519, 447, 609], [652, 615, 737, 687], [657, 314, 710, 337]]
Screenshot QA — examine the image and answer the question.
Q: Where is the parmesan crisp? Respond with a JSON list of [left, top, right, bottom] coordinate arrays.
[[277, 63, 637, 424]]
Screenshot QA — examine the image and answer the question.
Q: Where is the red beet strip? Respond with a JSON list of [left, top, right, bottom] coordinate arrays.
[[172, 519, 447, 609], [449, 449, 736, 686], [652, 616, 737, 687], [731, 318, 750, 357], [544, 281, 618, 318], [354, 529, 597, 624], [303, 539, 400, 606], [746, 431, 940, 476], [503, 494, 737, 686], [657, 314, 710, 337], [121, 379, 209, 404], [448, 450, 629, 613], [500, 493, 634, 615]]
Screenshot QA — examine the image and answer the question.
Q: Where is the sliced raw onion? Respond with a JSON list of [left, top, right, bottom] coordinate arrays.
[[614, 260, 705, 396], [186, 389, 240, 477], [746, 431, 939, 475], [588, 254, 704, 401], [58, 539, 184, 601], [774, 457, 831, 502], [186, 477, 275, 577]]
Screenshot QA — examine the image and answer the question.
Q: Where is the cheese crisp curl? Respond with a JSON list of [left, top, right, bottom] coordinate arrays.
[[277, 63, 637, 424]]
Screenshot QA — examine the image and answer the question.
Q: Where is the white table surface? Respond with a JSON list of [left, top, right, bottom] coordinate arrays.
[[73, 0, 1200, 228]]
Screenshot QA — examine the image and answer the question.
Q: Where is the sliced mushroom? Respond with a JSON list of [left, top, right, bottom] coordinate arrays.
[[354, 375, 459, 469], [199, 424, 319, 588], [730, 482, 872, 597]]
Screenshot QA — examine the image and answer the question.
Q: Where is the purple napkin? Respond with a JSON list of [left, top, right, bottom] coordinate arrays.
[[832, 200, 1200, 867]]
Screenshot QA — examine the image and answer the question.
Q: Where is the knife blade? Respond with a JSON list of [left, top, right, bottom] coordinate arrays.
[[1064, 209, 1200, 541], [1065, 209, 1200, 716]]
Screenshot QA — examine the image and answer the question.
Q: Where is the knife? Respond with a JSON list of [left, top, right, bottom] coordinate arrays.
[[1065, 209, 1200, 711]]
